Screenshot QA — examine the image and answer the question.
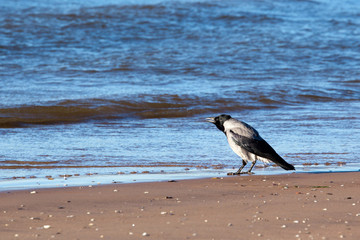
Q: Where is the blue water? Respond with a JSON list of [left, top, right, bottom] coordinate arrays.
[[0, 0, 359, 190]]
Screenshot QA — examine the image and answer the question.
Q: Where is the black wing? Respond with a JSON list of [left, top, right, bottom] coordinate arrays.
[[229, 130, 295, 170]]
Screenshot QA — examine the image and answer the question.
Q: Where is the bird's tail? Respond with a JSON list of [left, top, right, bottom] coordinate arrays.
[[275, 156, 295, 170]]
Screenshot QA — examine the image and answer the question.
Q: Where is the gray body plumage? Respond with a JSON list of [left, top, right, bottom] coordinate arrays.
[[207, 114, 295, 174], [224, 118, 270, 164]]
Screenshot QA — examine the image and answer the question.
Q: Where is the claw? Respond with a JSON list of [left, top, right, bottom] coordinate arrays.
[[227, 171, 251, 175], [227, 171, 254, 176], [227, 172, 239, 175]]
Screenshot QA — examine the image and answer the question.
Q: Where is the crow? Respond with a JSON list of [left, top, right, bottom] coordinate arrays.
[[207, 114, 295, 174]]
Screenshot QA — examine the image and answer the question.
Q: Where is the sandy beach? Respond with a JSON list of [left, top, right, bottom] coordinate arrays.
[[1, 172, 359, 240]]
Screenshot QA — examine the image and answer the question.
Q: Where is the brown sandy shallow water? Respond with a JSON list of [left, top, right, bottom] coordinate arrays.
[[0, 172, 359, 240]]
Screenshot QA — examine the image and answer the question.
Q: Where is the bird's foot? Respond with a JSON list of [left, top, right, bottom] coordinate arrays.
[[246, 171, 254, 175], [227, 171, 250, 175]]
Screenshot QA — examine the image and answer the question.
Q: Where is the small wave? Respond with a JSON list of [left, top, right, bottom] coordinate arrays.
[[238, 87, 359, 105], [295, 88, 359, 103], [298, 94, 334, 102], [1, 160, 60, 165], [0, 165, 121, 169], [345, 80, 360, 83], [214, 12, 283, 24], [0, 94, 280, 128], [1, 85, 357, 128], [0, 161, 193, 170]]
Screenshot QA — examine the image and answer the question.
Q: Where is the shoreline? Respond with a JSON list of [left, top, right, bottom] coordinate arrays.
[[0, 165, 360, 192], [1, 172, 360, 239], [1, 163, 359, 192]]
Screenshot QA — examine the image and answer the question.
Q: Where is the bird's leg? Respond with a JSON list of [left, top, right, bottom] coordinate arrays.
[[246, 160, 257, 174], [227, 160, 247, 175]]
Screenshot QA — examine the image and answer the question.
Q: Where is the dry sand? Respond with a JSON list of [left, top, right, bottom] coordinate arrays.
[[1, 172, 359, 240]]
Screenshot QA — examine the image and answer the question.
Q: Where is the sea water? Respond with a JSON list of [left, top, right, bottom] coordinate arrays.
[[0, 0, 359, 190]]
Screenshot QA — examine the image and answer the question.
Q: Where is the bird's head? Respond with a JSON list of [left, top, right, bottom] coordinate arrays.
[[206, 114, 231, 132]]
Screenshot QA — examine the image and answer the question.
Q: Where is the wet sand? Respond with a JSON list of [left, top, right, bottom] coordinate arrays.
[[1, 172, 359, 240]]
